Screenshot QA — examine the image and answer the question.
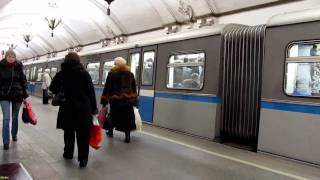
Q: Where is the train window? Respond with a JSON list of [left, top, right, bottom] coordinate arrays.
[[87, 63, 100, 85], [37, 68, 43, 82], [289, 43, 320, 57], [130, 53, 140, 82], [141, 51, 155, 86], [285, 42, 320, 97], [167, 52, 205, 90], [50, 67, 57, 78], [102, 61, 114, 85], [31, 66, 37, 81], [26, 69, 30, 81]]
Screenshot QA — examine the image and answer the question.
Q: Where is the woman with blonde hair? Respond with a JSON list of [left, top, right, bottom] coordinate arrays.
[[101, 57, 137, 143], [0, 49, 28, 150]]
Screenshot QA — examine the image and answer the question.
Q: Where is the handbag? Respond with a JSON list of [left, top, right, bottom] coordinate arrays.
[[97, 107, 108, 126], [133, 106, 142, 131], [51, 92, 66, 106], [89, 117, 103, 150], [51, 75, 66, 106], [44, 89, 51, 99], [46, 90, 53, 99], [102, 114, 113, 131], [22, 106, 29, 124]]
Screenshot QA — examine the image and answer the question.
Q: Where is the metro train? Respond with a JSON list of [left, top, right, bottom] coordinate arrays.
[[23, 9, 320, 165]]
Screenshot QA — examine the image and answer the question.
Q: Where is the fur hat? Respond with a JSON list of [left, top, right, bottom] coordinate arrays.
[[5, 49, 16, 59]]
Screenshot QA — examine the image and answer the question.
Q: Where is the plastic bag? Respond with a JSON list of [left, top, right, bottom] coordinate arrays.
[[133, 107, 142, 131], [89, 117, 102, 149], [22, 100, 37, 125]]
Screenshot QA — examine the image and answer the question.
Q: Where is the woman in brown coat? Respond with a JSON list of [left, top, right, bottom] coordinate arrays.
[[101, 57, 137, 143]]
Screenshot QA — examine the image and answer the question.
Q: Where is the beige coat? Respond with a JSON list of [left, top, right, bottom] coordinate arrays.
[[42, 72, 52, 90]]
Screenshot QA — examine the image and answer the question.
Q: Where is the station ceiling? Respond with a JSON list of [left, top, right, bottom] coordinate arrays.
[[0, 0, 294, 59]]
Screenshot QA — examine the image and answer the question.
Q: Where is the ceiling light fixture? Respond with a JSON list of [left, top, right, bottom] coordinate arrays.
[[23, 34, 31, 47], [105, 0, 114, 15], [45, 1, 62, 37]]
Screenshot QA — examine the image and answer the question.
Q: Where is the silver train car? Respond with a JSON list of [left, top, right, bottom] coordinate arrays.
[[23, 9, 320, 165], [258, 9, 320, 165]]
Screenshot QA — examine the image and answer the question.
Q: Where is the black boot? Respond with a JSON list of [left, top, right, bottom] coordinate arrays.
[[106, 128, 113, 137], [3, 144, 9, 150], [79, 159, 88, 168], [63, 153, 73, 160], [125, 131, 130, 143]]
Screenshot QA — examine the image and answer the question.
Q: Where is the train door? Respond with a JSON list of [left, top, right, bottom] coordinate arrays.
[[129, 46, 157, 123]]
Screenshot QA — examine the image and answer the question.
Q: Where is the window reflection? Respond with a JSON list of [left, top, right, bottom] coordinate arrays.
[[102, 61, 114, 85], [142, 51, 155, 85], [285, 62, 320, 96], [87, 63, 100, 85], [37, 68, 43, 82], [31, 67, 37, 81], [167, 52, 205, 90], [289, 44, 320, 57], [130, 53, 140, 83], [286, 42, 320, 97], [26, 69, 30, 81]]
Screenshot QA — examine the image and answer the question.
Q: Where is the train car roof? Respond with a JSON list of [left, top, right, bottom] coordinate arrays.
[[81, 24, 229, 57], [267, 8, 320, 27], [23, 24, 230, 65]]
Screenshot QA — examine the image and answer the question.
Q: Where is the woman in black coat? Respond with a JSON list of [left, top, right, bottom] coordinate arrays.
[[101, 57, 137, 143], [49, 52, 98, 168], [0, 49, 28, 150]]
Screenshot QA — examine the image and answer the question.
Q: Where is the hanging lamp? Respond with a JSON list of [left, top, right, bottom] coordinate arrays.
[[105, 0, 114, 15]]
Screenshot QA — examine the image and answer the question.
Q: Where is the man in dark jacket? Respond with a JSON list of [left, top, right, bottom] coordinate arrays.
[[49, 52, 98, 168], [0, 49, 28, 150]]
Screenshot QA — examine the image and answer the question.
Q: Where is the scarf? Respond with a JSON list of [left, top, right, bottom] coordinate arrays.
[[5, 61, 16, 69]]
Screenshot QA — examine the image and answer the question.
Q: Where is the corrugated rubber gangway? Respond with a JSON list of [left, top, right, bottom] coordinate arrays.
[[221, 25, 266, 150]]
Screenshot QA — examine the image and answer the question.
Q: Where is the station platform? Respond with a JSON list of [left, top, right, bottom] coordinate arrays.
[[0, 97, 319, 180]]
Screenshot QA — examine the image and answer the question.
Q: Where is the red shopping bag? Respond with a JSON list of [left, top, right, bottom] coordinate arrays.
[[97, 107, 108, 126], [23, 100, 37, 125], [89, 118, 102, 149]]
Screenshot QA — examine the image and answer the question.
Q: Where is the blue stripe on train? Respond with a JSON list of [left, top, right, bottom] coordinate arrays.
[[155, 92, 221, 103], [94, 86, 154, 123], [139, 96, 154, 123], [261, 101, 320, 115], [95, 87, 104, 94], [27, 83, 35, 96]]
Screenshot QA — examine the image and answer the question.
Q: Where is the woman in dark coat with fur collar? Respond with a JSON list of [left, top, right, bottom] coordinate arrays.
[[101, 57, 137, 143], [49, 52, 98, 168]]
